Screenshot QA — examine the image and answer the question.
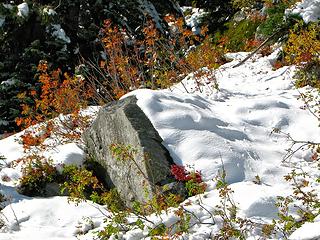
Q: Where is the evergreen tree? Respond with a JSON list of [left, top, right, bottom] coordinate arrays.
[[177, 0, 236, 33], [196, 0, 236, 33], [0, 0, 181, 134]]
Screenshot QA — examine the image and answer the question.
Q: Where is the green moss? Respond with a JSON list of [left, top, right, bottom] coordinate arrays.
[[258, 6, 286, 37], [222, 18, 261, 51], [257, 0, 301, 37]]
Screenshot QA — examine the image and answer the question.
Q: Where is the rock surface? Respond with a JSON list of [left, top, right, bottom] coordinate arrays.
[[83, 96, 174, 207]]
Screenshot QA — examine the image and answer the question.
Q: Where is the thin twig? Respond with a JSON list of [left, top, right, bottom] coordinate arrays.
[[198, 201, 216, 224], [271, 129, 320, 162], [295, 86, 320, 121], [8, 197, 20, 231], [233, 28, 283, 68], [54, 0, 62, 10]]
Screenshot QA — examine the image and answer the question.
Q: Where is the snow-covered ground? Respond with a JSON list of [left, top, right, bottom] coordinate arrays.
[[0, 49, 319, 239], [1, 1, 320, 238], [286, 0, 320, 23]]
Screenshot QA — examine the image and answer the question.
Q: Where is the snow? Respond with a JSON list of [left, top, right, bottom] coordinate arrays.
[[44, 143, 84, 169], [1, 78, 16, 86], [0, 131, 25, 164], [0, 197, 107, 239], [121, 50, 319, 237], [287, 0, 320, 23], [0, 17, 4, 28], [0, 120, 9, 127], [50, 24, 71, 44], [0, 127, 86, 188], [138, 0, 164, 32], [289, 218, 320, 240], [122, 52, 318, 238], [124, 51, 319, 188], [2, 4, 13, 10], [181, 7, 207, 34], [43, 8, 57, 16], [17, 3, 29, 18]]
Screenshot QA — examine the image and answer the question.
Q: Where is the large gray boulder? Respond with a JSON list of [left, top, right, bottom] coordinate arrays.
[[83, 96, 174, 207]]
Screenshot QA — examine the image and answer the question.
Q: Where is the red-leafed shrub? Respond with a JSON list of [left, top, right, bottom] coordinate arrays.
[[170, 164, 202, 183], [171, 164, 188, 181], [171, 164, 206, 196]]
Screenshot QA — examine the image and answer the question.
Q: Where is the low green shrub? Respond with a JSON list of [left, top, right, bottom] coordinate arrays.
[[18, 155, 58, 196], [96, 156, 209, 239], [231, 0, 260, 10], [257, 0, 300, 37], [258, 3, 287, 37], [272, 168, 320, 238], [219, 17, 262, 52], [98, 188, 125, 212], [0, 154, 8, 169], [213, 167, 253, 239], [18, 156, 107, 204], [0, 193, 6, 210], [60, 164, 106, 205]]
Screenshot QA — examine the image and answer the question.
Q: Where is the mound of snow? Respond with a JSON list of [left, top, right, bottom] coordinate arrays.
[[17, 3, 29, 18], [50, 24, 71, 43], [289, 217, 320, 239], [0, 17, 4, 28], [0, 197, 106, 240], [181, 7, 207, 34], [287, 0, 320, 23]]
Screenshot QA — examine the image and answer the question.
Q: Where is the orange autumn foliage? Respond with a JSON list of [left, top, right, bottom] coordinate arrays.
[[19, 122, 53, 150], [16, 61, 94, 151], [92, 17, 224, 101]]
